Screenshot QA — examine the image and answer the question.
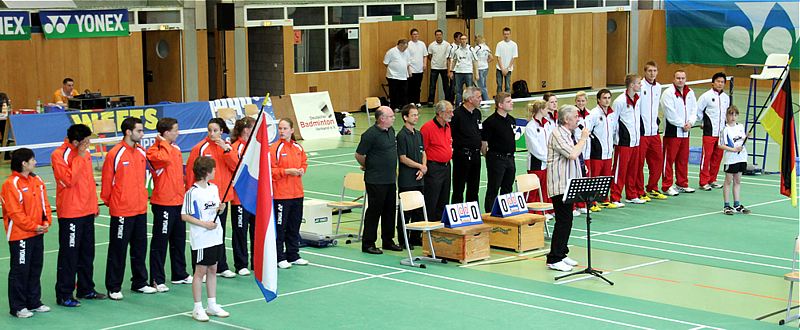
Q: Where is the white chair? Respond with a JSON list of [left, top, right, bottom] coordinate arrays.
[[515, 173, 553, 239], [326, 173, 366, 243], [398, 190, 446, 268], [750, 54, 790, 80], [780, 237, 800, 325], [364, 97, 381, 126]]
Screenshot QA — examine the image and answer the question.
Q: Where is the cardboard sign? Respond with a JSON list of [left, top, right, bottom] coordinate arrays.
[[442, 201, 482, 228], [490, 192, 527, 217]]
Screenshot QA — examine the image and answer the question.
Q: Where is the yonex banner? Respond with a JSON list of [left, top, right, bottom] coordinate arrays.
[[0, 11, 31, 40], [39, 9, 129, 39], [665, 0, 799, 69]]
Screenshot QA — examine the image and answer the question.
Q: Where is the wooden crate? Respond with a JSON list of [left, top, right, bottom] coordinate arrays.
[[422, 224, 491, 264], [482, 213, 545, 252]]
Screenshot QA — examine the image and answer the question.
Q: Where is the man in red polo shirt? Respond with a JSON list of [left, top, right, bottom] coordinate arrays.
[[420, 100, 454, 221]]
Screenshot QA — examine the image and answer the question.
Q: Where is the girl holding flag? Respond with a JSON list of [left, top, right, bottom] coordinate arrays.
[[270, 118, 309, 269]]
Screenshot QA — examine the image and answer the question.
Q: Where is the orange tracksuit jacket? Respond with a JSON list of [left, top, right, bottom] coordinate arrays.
[[2, 172, 52, 241], [185, 137, 235, 202], [51, 139, 99, 218], [147, 136, 185, 206], [270, 139, 308, 200], [101, 142, 148, 217]]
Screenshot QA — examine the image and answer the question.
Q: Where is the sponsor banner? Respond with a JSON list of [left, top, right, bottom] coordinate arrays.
[[289, 92, 340, 140], [0, 11, 30, 40], [39, 9, 129, 39]]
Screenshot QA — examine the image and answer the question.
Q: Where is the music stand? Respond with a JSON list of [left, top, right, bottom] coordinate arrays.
[[554, 176, 614, 285]]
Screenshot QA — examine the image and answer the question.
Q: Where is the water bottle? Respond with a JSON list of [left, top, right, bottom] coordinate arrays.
[[36, 99, 42, 113]]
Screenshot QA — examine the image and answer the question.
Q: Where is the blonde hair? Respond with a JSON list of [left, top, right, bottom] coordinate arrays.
[[527, 100, 546, 119], [575, 91, 587, 101]]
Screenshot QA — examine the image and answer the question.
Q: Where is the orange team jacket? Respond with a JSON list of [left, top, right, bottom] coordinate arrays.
[[101, 142, 148, 217], [147, 136, 185, 206], [227, 139, 247, 205], [51, 139, 99, 218], [270, 139, 308, 200], [1, 172, 52, 241], [185, 137, 235, 202]]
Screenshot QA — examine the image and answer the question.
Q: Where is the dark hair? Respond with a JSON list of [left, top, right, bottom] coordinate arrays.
[[0, 92, 9, 105], [401, 104, 418, 122], [208, 118, 230, 134], [453, 31, 462, 39], [10, 148, 34, 173], [543, 92, 557, 102], [643, 61, 657, 71], [280, 117, 295, 129], [397, 39, 408, 46], [503, 27, 511, 33], [726, 105, 740, 116], [712, 72, 727, 83], [596, 89, 612, 100], [410, 28, 418, 35], [67, 124, 92, 143], [120, 117, 142, 137], [231, 117, 255, 142], [192, 156, 216, 181], [434, 29, 443, 35], [63, 77, 74, 85], [156, 117, 178, 135]]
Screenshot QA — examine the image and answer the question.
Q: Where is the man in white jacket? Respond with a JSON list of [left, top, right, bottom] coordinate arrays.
[[610, 74, 644, 207], [661, 70, 697, 196], [696, 72, 730, 191]]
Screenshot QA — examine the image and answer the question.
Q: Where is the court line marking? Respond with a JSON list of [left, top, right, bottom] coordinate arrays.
[[459, 248, 553, 268], [205, 319, 253, 330], [307, 159, 358, 168], [748, 213, 799, 221], [555, 259, 670, 285], [306, 152, 355, 160], [301, 250, 722, 329]]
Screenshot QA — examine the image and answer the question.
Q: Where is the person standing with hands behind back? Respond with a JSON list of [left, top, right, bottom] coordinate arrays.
[[270, 118, 309, 269], [718, 106, 751, 215]]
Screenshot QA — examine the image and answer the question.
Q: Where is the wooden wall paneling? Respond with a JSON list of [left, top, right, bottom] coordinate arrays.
[[225, 30, 236, 97], [592, 12, 608, 88], [144, 30, 183, 104], [606, 11, 629, 85], [196, 30, 209, 101]]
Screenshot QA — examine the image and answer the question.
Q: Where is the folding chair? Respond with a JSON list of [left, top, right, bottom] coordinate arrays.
[[244, 104, 259, 118], [91, 119, 118, 171], [515, 173, 553, 239], [364, 97, 381, 126], [398, 190, 446, 268], [326, 173, 366, 243], [780, 237, 800, 325]]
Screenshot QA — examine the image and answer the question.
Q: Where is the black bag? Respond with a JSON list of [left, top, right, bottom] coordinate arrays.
[[512, 80, 529, 98]]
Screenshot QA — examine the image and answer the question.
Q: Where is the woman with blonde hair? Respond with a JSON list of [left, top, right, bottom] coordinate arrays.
[[523, 100, 553, 213]]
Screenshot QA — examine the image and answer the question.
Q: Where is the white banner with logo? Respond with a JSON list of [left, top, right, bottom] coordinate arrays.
[[289, 92, 340, 140]]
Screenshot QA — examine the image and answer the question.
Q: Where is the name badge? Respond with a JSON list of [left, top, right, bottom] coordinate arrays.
[[442, 201, 482, 228], [490, 192, 528, 217], [478, 123, 483, 130]]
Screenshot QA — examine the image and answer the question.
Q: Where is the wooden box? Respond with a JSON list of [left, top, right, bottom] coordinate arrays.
[[482, 213, 545, 252], [422, 224, 492, 264]]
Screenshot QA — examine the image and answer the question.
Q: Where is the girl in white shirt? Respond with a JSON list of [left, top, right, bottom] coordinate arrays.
[[524, 100, 554, 208], [717, 106, 751, 215]]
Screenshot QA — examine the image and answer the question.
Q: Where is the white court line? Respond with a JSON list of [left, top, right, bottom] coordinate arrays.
[[459, 248, 552, 268], [206, 319, 253, 330], [555, 259, 670, 285], [304, 189, 359, 200], [306, 152, 355, 160], [749, 213, 799, 221], [301, 250, 722, 329], [307, 159, 361, 169]]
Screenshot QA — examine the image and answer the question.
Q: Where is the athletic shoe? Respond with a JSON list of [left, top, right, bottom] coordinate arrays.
[[193, 308, 210, 322], [665, 186, 680, 196], [134, 286, 157, 294], [676, 186, 695, 193], [415, 103, 422, 108], [723, 206, 735, 215], [735, 205, 752, 214], [544, 214, 554, 221], [278, 260, 292, 269], [639, 195, 651, 202], [577, 207, 588, 214], [700, 184, 712, 191], [31, 305, 50, 313], [108, 292, 124, 300], [57, 298, 81, 307], [572, 210, 581, 217], [602, 201, 618, 209], [171, 276, 192, 285], [15, 308, 33, 318], [589, 205, 602, 212], [647, 190, 668, 200], [710, 182, 724, 189], [612, 201, 626, 208], [561, 257, 579, 266], [156, 284, 169, 293], [547, 261, 573, 272], [218, 270, 237, 278], [237, 268, 251, 276], [81, 292, 106, 300], [291, 258, 310, 266], [206, 304, 230, 318], [202, 275, 206, 283], [625, 198, 646, 204]]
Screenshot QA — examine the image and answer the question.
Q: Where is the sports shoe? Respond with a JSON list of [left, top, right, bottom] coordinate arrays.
[[561, 257, 579, 266], [589, 205, 602, 212], [723, 206, 735, 215], [57, 298, 81, 307], [612, 201, 626, 208], [625, 198, 645, 204], [735, 205, 752, 214], [710, 182, 723, 189], [544, 214, 554, 221], [572, 210, 581, 217], [108, 292, 124, 300], [665, 186, 680, 196], [171, 276, 192, 285], [602, 201, 618, 209], [134, 286, 157, 294], [206, 304, 230, 318], [81, 291, 106, 300], [547, 261, 573, 272], [278, 260, 292, 269], [647, 190, 668, 200], [577, 207, 588, 214], [291, 258, 310, 266], [639, 195, 651, 202], [193, 308, 210, 322], [156, 284, 169, 293], [218, 270, 237, 278], [676, 186, 695, 193], [700, 184, 712, 191], [15, 308, 33, 318], [31, 305, 50, 313], [237, 268, 251, 276]]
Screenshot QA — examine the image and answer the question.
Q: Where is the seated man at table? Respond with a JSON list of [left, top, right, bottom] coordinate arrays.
[[53, 78, 79, 105]]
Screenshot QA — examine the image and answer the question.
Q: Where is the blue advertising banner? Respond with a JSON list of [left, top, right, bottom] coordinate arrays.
[[39, 9, 129, 39], [0, 11, 31, 40]]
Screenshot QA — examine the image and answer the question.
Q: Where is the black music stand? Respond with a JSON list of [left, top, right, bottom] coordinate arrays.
[[554, 176, 614, 285]]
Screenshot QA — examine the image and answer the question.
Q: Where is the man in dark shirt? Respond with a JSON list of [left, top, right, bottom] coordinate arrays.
[[451, 86, 483, 204], [420, 100, 454, 222], [481, 92, 517, 212], [396, 104, 426, 248], [355, 106, 402, 254]]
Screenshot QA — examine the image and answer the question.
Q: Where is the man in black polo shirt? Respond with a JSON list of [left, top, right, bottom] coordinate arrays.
[[396, 104, 426, 248], [355, 106, 402, 254], [451, 86, 483, 204], [481, 92, 517, 212], [420, 100, 454, 222]]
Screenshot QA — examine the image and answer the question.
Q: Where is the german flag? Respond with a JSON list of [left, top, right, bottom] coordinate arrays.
[[760, 69, 797, 206]]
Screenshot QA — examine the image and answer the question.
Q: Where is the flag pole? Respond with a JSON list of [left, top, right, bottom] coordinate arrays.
[[740, 56, 793, 148]]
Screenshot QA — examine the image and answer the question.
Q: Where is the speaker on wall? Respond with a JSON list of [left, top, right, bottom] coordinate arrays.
[[216, 3, 234, 31], [459, 0, 477, 19]]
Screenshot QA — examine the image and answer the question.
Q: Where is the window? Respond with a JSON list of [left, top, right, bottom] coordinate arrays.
[[485, 1, 513, 12], [576, 0, 602, 7], [546, 0, 575, 9], [367, 5, 401, 16], [247, 7, 284, 21], [516, 0, 544, 10], [328, 6, 362, 24], [329, 28, 360, 70], [404, 3, 435, 16], [605, 0, 630, 6], [294, 29, 326, 73], [288, 6, 325, 26]]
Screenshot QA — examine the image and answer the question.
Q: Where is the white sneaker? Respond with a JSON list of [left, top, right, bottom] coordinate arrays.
[[171, 276, 192, 284], [572, 210, 581, 217], [15, 308, 33, 318], [665, 186, 680, 196], [193, 308, 210, 322], [561, 257, 579, 267], [291, 258, 310, 266], [578, 208, 588, 214], [547, 261, 573, 272], [625, 198, 646, 204], [206, 304, 230, 318], [31, 305, 50, 313], [710, 182, 723, 189], [109, 292, 124, 300], [156, 284, 169, 293], [700, 184, 712, 191], [202, 275, 206, 283], [134, 286, 157, 294], [612, 201, 626, 208], [544, 214, 554, 221], [237, 268, 251, 276], [676, 186, 695, 193], [218, 270, 237, 278], [278, 260, 292, 269]]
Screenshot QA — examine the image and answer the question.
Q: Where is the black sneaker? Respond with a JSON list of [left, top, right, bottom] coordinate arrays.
[[81, 292, 107, 300], [734, 205, 751, 214], [57, 297, 81, 307], [723, 206, 735, 215]]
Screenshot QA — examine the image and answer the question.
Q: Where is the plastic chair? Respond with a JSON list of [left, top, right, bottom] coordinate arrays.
[[326, 173, 366, 243], [750, 54, 790, 80], [91, 119, 118, 170], [364, 97, 381, 126], [515, 173, 553, 239], [398, 190, 446, 268], [780, 237, 800, 325]]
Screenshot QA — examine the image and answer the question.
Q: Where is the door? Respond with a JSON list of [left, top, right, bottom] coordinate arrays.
[[606, 11, 629, 86], [144, 30, 184, 104], [248, 26, 285, 97]]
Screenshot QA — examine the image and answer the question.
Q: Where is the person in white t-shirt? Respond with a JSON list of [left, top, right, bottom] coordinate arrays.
[[450, 34, 476, 106], [407, 28, 428, 107], [427, 29, 451, 105], [495, 27, 518, 94], [717, 106, 751, 215], [182, 157, 229, 322], [384, 39, 412, 111], [472, 35, 493, 106]]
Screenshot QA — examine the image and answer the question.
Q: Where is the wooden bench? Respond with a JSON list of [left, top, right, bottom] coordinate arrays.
[[482, 213, 545, 252]]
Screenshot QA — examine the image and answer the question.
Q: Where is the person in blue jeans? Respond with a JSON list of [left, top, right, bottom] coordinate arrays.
[[472, 35, 493, 107], [494, 27, 519, 94], [449, 34, 476, 106]]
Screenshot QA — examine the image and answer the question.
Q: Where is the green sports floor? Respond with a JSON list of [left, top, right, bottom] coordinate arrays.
[[0, 86, 797, 329]]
